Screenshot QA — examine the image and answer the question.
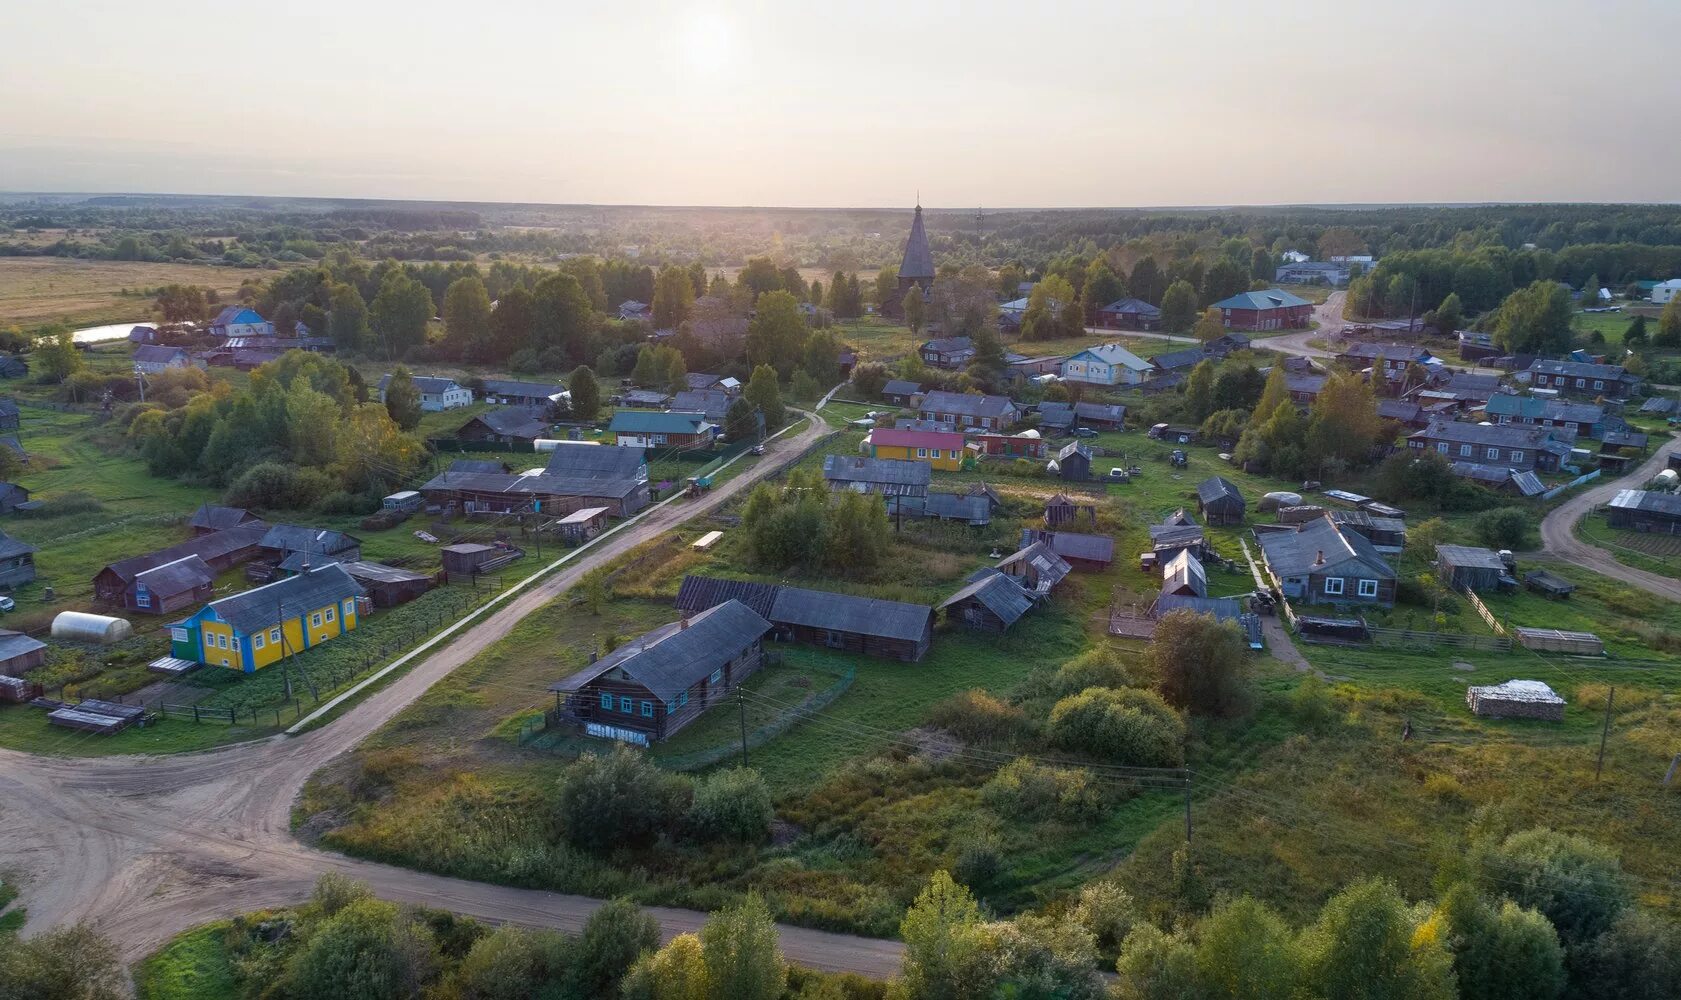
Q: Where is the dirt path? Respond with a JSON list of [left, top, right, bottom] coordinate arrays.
[[0, 411, 916, 977], [1534, 434, 1681, 602]]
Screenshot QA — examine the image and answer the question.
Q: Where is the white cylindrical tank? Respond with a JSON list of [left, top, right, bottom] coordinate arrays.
[[51, 612, 133, 645], [1651, 469, 1679, 491], [535, 438, 599, 453], [1259, 491, 1304, 512]]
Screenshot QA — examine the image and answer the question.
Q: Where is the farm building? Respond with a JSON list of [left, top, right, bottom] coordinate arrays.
[[1257, 516, 1396, 607], [1327, 510, 1407, 555], [864, 427, 967, 471], [1195, 476, 1246, 526], [822, 455, 931, 498], [0, 399, 16, 432], [94, 525, 266, 604], [1161, 549, 1207, 598], [1094, 298, 1162, 331], [456, 407, 552, 447], [544, 444, 649, 483], [1210, 289, 1312, 331], [1523, 569, 1576, 599], [668, 389, 732, 423], [0, 531, 36, 590], [128, 555, 215, 615], [258, 525, 362, 565], [609, 410, 715, 449], [0, 483, 30, 515], [1062, 344, 1152, 387], [971, 430, 1046, 459], [0, 630, 47, 674], [549, 599, 772, 745], [342, 561, 433, 608], [556, 506, 611, 543], [1071, 402, 1127, 429], [419, 462, 649, 519], [1435, 545, 1513, 592], [673, 575, 934, 662], [1044, 493, 1093, 528], [479, 378, 567, 408], [996, 541, 1072, 595], [441, 542, 522, 581], [1035, 403, 1076, 434], [188, 504, 264, 535], [377, 374, 472, 411], [1021, 528, 1113, 571], [1148, 595, 1264, 649], [882, 379, 924, 407], [1050, 441, 1092, 481], [918, 391, 1019, 431], [133, 345, 197, 374], [169, 564, 364, 673], [1466, 679, 1566, 721], [1605, 489, 1681, 533], [938, 569, 1035, 633], [887, 491, 993, 525]]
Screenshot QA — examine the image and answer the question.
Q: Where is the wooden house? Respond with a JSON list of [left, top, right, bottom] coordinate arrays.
[[864, 427, 966, 471], [971, 430, 1047, 459], [1606, 489, 1681, 533], [441, 542, 522, 581], [457, 407, 551, 447], [822, 455, 931, 498], [1527, 359, 1641, 400], [0, 630, 46, 675], [938, 569, 1035, 633], [258, 525, 362, 565], [609, 409, 715, 449], [0, 531, 35, 590], [1256, 516, 1396, 607], [188, 504, 264, 536], [1195, 476, 1246, 526], [0, 483, 30, 515], [1094, 298, 1162, 331], [94, 525, 266, 604], [129, 555, 215, 615], [920, 337, 975, 369], [419, 465, 649, 519], [1435, 545, 1512, 592], [342, 561, 433, 608], [1061, 344, 1152, 387], [882, 379, 924, 407], [479, 378, 566, 408], [918, 391, 1019, 431], [1407, 419, 1571, 474], [548, 599, 772, 745], [378, 373, 472, 411], [767, 587, 934, 662], [1327, 510, 1407, 555], [1209, 289, 1311, 331], [133, 345, 197, 374], [1161, 549, 1208, 598], [207, 306, 275, 339], [169, 564, 364, 673]]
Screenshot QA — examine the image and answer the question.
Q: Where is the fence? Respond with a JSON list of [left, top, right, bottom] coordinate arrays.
[[1542, 469, 1600, 500], [431, 439, 536, 453], [1366, 626, 1512, 652], [660, 665, 856, 772], [1462, 588, 1508, 637]]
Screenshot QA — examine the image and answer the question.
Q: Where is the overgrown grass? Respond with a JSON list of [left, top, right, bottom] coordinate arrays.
[[134, 924, 238, 1000]]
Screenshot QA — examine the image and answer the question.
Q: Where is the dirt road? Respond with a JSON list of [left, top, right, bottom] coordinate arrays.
[[1261, 290, 1346, 359], [1534, 435, 1681, 602], [0, 410, 908, 977]]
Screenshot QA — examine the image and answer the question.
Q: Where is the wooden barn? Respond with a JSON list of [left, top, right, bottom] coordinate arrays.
[[1161, 549, 1208, 598], [130, 555, 216, 615], [557, 506, 611, 543], [0, 630, 47, 675], [343, 561, 434, 608], [1195, 476, 1246, 526], [1435, 545, 1512, 593], [188, 504, 265, 535], [94, 525, 266, 605], [548, 599, 772, 745], [1606, 489, 1681, 533], [938, 570, 1035, 633], [1051, 441, 1092, 481], [441, 542, 522, 582], [996, 541, 1072, 595], [673, 575, 934, 662], [1021, 528, 1113, 571]]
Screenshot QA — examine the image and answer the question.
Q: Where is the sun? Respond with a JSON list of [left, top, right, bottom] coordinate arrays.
[[684, 14, 731, 74]]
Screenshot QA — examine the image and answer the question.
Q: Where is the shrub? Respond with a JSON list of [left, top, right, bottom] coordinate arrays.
[[1053, 647, 1135, 696], [557, 746, 691, 851], [1471, 506, 1535, 549], [926, 689, 1028, 747], [1070, 881, 1137, 952], [570, 898, 660, 999], [311, 872, 373, 918], [1470, 827, 1629, 945], [1047, 687, 1185, 767], [982, 758, 1116, 822], [1288, 674, 1337, 732], [280, 898, 440, 1000], [952, 836, 1002, 890], [1147, 610, 1252, 718], [224, 461, 337, 511], [686, 768, 774, 844]]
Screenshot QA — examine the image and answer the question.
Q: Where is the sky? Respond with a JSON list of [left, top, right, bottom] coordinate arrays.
[[3, 0, 1680, 208]]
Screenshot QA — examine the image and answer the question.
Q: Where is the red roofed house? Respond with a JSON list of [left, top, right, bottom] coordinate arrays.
[[865, 427, 966, 471]]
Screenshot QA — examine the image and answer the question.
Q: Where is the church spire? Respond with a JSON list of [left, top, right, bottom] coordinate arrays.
[[898, 202, 935, 282]]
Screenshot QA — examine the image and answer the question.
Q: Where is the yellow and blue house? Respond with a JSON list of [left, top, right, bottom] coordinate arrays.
[[169, 563, 365, 673], [863, 427, 968, 471]]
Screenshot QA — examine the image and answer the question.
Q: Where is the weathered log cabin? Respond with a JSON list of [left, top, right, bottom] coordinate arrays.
[[673, 575, 934, 662], [938, 569, 1035, 633]]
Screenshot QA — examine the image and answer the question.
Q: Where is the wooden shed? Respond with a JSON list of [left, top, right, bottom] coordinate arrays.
[[1523, 569, 1576, 599], [1435, 545, 1512, 593], [938, 570, 1034, 633], [342, 561, 434, 608], [557, 506, 611, 544], [0, 630, 46, 675], [441, 542, 522, 582], [1195, 476, 1246, 526], [768, 587, 934, 662]]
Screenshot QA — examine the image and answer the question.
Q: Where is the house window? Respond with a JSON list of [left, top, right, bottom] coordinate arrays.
[[600, 692, 613, 710], [136, 590, 151, 609], [1436, 443, 1448, 454], [916, 448, 927, 458], [218, 633, 230, 649], [709, 668, 723, 685], [1594, 380, 1604, 390], [1574, 378, 1585, 388], [325, 606, 335, 623], [1323, 577, 1345, 596], [679, 691, 689, 707], [170, 627, 188, 643], [254, 632, 265, 650], [1357, 579, 1379, 598], [1511, 450, 1524, 463], [619, 696, 633, 713], [1487, 447, 1499, 460], [270, 627, 281, 644], [344, 599, 354, 617], [641, 701, 654, 718], [667, 700, 678, 713], [1459, 444, 1472, 457], [310, 612, 322, 628]]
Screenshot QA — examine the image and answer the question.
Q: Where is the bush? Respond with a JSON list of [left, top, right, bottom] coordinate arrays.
[[557, 746, 691, 852], [224, 461, 338, 511], [952, 835, 1002, 890], [926, 689, 1029, 747], [686, 768, 773, 843], [1070, 881, 1137, 952], [1047, 687, 1185, 767], [1471, 506, 1535, 549], [1147, 610, 1252, 718], [982, 758, 1116, 822]]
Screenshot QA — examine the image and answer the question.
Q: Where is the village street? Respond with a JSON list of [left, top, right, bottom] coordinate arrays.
[[0, 406, 912, 977], [1535, 434, 1681, 602]]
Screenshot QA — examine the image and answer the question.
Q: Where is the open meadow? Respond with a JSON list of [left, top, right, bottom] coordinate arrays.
[[0, 257, 267, 329]]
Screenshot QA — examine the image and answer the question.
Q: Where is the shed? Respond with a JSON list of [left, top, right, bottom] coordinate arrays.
[[768, 587, 934, 662], [557, 506, 611, 543], [440, 542, 522, 581], [1052, 441, 1092, 481], [1513, 627, 1603, 655], [1044, 493, 1093, 528], [1021, 528, 1114, 571], [673, 575, 779, 618], [996, 541, 1072, 596], [0, 630, 47, 674], [131, 555, 216, 615], [1467, 679, 1566, 721], [1435, 545, 1512, 593], [1195, 476, 1246, 526], [188, 504, 265, 535], [938, 569, 1034, 633], [0, 483, 31, 515], [1161, 549, 1208, 598], [341, 561, 434, 608], [51, 612, 134, 644]]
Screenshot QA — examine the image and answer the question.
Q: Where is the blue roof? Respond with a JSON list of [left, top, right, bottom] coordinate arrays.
[[1211, 289, 1311, 311], [609, 409, 713, 434]]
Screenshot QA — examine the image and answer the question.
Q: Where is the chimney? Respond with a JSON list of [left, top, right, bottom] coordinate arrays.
[[1314, 550, 1325, 565], [679, 615, 690, 631]]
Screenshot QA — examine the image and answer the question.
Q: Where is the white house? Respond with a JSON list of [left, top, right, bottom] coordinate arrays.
[[377, 374, 473, 412], [1061, 343, 1152, 387], [1280, 249, 1311, 264], [1653, 279, 1681, 305], [207, 306, 275, 340]]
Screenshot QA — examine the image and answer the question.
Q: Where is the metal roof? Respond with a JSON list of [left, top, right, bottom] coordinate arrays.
[[1468, 679, 1564, 705], [1528, 358, 1629, 380], [898, 205, 936, 280], [673, 575, 781, 618], [557, 506, 610, 525], [769, 588, 933, 642], [1436, 544, 1507, 571], [135, 555, 213, 597], [1609, 489, 1681, 516], [259, 524, 360, 556], [921, 337, 973, 354], [869, 428, 966, 450], [447, 459, 508, 475], [0, 629, 45, 663], [938, 569, 1034, 626], [102, 524, 264, 583], [1097, 297, 1161, 316], [342, 560, 432, 585], [883, 379, 923, 396], [481, 378, 564, 398], [1340, 342, 1432, 362], [1410, 419, 1556, 449], [822, 454, 932, 487], [1162, 549, 1207, 596], [1257, 517, 1395, 580], [1196, 476, 1244, 507], [1026, 529, 1113, 564], [1483, 395, 1603, 424], [1069, 343, 1151, 371], [548, 599, 771, 702], [188, 504, 262, 532], [205, 563, 364, 635], [379, 373, 464, 395], [1211, 288, 1310, 311], [543, 444, 647, 480], [465, 407, 550, 439], [1510, 471, 1546, 497], [419, 469, 644, 500], [609, 409, 712, 434], [919, 390, 1016, 419], [133, 345, 189, 364], [669, 389, 731, 421]]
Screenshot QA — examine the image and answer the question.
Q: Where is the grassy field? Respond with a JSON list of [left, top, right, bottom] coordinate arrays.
[[134, 924, 237, 1000], [0, 258, 267, 329], [1577, 512, 1681, 580]]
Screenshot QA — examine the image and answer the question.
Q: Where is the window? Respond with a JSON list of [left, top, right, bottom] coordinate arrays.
[[135, 589, 151, 609], [324, 606, 335, 623], [1487, 447, 1499, 460], [1511, 450, 1524, 463], [641, 701, 654, 718], [1322, 577, 1345, 596], [171, 627, 188, 643], [344, 599, 355, 617], [270, 627, 281, 644], [916, 448, 927, 458], [1459, 444, 1472, 457], [253, 632, 265, 650], [218, 633, 230, 649], [1594, 380, 1604, 390], [599, 692, 613, 710], [1357, 578, 1379, 598], [678, 691, 689, 707], [310, 612, 322, 628], [709, 668, 723, 686], [1575, 378, 1585, 388], [619, 696, 633, 713], [1436, 443, 1448, 454]]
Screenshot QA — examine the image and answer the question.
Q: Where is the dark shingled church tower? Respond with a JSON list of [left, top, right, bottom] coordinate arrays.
[[883, 203, 935, 318]]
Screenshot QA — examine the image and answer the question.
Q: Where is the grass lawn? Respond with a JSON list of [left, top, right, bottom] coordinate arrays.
[[134, 923, 237, 1000], [0, 258, 272, 330], [1577, 512, 1681, 580]]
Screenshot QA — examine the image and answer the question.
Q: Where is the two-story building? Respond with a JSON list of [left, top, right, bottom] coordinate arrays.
[[863, 427, 966, 471], [918, 390, 1019, 431], [1527, 359, 1642, 400], [920, 337, 975, 369], [1209, 289, 1312, 331], [377, 374, 473, 411], [1406, 419, 1572, 473], [1257, 515, 1397, 607], [170, 564, 364, 673], [1061, 344, 1152, 387], [1094, 298, 1162, 331]]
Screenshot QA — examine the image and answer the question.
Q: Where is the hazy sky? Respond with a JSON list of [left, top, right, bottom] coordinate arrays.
[[4, 0, 1679, 207]]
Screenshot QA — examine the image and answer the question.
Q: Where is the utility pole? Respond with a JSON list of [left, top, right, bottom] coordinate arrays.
[[1183, 768, 1193, 846], [737, 690, 749, 767], [1595, 686, 1616, 781]]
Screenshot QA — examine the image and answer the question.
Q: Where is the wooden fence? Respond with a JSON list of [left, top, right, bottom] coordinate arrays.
[[1367, 627, 1511, 652], [1462, 588, 1508, 637]]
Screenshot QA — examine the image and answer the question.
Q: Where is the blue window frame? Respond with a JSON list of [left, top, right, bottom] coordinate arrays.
[[641, 701, 654, 718], [709, 668, 723, 685], [599, 692, 612, 710], [619, 695, 633, 713], [678, 691, 689, 707]]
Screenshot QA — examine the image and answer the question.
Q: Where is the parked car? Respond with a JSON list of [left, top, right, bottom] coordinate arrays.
[[0, 596, 15, 612], [1107, 467, 1129, 481], [1072, 427, 1097, 438]]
